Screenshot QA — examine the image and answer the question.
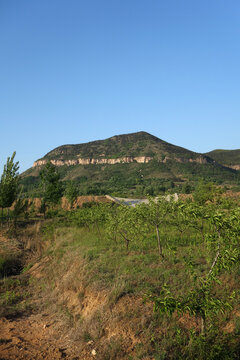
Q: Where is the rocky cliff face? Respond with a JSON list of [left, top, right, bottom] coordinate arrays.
[[33, 156, 153, 167], [161, 156, 209, 164], [225, 164, 240, 170], [32, 155, 210, 168]]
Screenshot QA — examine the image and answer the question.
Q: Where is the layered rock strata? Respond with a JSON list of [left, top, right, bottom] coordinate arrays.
[[33, 156, 153, 167], [33, 155, 210, 168], [225, 164, 240, 170]]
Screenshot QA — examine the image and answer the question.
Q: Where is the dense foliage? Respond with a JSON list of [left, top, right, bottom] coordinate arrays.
[[40, 161, 63, 206], [0, 152, 19, 213]]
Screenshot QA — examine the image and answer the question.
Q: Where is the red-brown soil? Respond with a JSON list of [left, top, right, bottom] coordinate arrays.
[[0, 231, 82, 360], [0, 311, 81, 360]]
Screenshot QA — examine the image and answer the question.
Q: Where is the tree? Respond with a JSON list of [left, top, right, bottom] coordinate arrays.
[[138, 196, 174, 258], [172, 201, 190, 240], [182, 182, 192, 194], [12, 198, 29, 227], [0, 152, 19, 218], [186, 202, 208, 242], [64, 181, 78, 208], [147, 207, 239, 340], [106, 204, 147, 251], [40, 161, 63, 207], [148, 245, 237, 339], [193, 181, 222, 205]]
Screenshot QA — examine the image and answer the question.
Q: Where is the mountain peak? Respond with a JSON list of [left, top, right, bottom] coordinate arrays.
[[21, 131, 239, 197], [39, 130, 196, 162]]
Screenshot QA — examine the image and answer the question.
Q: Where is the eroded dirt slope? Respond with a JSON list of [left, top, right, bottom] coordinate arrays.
[[0, 230, 82, 360]]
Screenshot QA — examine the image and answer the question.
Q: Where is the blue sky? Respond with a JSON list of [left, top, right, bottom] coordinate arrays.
[[1, 0, 240, 172]]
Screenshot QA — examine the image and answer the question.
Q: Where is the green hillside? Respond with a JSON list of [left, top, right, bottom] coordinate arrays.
[[205, 149, 240, 167], [42, 131, 202, 160], [21, 132, 240, 197]]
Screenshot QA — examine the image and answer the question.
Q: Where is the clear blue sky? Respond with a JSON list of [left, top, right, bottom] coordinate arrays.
[[1, 0, 240, 172]]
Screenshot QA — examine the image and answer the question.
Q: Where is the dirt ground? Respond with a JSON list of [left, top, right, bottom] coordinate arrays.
[[0, 226, 134, 360], [0, 271, 101, 360], [0, 311, 80, 360], [0, 230, 85, 360]]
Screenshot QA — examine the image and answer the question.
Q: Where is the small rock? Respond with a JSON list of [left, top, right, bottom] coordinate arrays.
[[91, 349, 97, 356], [87, 340, 94, 345]]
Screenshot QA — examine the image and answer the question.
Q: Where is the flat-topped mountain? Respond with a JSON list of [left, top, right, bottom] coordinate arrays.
[[21, 131, 239, 197]]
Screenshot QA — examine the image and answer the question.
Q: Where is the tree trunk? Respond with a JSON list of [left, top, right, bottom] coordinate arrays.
[[200, 220, 205, 242], [119, 231, 130, 251], [201, 315, 206, 336], [95, 222, 102, 239], [125, 238, 130, 250], [156, 225, 164, 258], [208, 250, 220, 276], [7, 208, 10, 226], [208, 230, 221, 276]]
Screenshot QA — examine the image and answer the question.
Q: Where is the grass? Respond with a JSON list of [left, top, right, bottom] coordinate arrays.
[[1, 199, 239, 359], [40, 213, 232, 293], [0, 275, 31, 318], [32, 211, 240, 359]]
